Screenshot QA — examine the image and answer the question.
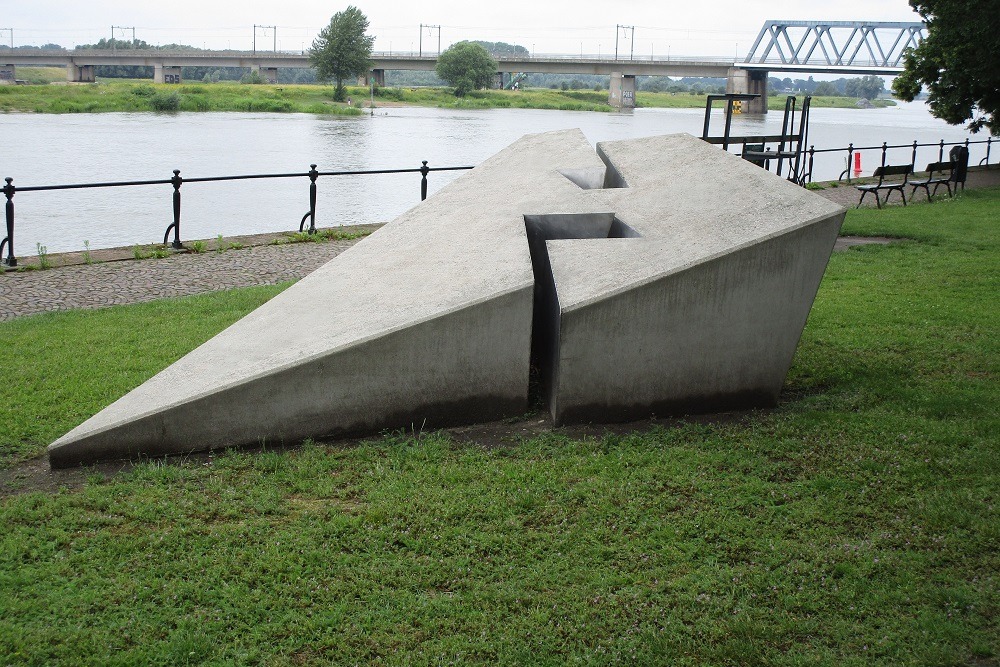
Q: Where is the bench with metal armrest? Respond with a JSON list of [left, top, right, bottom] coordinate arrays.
[[855, 164, 912, 208], [910, 161, 954, 201]]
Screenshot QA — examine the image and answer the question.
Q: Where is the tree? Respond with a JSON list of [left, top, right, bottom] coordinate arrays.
[[892, 0, 1000, 134], [435, 41, 497, 97], [854, 75, 885, 101], [471, 41, 529, 58], [813, 81, 837, 96], [310, 6, 374, 102]]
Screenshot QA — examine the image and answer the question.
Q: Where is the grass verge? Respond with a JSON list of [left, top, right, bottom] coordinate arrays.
[[0, 189, 997, 664], [0, 80, 895, 115]]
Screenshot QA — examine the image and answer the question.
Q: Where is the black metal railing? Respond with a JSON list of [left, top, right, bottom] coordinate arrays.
[[800, 136, 993, 185], [1, 161, 474, 269]]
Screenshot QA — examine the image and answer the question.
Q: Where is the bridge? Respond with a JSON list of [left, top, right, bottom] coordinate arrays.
[[1, 21, 924, 114]]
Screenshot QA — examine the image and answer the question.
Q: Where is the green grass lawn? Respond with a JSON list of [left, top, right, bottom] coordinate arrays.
[[0, 81, 363, 115], [0, 79, 894, 115], [1, 189, 997, 664]]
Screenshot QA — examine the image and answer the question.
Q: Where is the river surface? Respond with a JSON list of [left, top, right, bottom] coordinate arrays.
[[2, 100, 989, 253]]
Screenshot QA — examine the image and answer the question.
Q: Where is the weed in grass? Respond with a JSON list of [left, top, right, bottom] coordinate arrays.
[[314, 227, 370, 241], [285, 231, 319, 244], [35, 242, 51, 269]]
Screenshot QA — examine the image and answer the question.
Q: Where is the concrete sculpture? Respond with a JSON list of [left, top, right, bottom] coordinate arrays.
[[49, 130, 845, 467]]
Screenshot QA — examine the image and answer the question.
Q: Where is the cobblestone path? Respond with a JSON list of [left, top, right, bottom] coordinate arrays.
[[0, 240, 358, 322]]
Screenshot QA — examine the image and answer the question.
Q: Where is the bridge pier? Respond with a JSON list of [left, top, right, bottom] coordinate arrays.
[[495, 72, 507, 89], [726, 68, 768, 114], [358, 69, 385, 87], [256, 67, 279, 84], [154, 65, 182, 84], [67, 64, 95, 83], [608, 73, 636, 109], [0, 65, 15, 84]]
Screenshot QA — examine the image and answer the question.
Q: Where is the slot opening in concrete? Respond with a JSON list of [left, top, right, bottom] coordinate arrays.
[[523, 212, 641, 411]]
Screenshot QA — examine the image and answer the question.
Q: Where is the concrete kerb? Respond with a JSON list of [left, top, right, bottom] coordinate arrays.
[[5, 223, 383, 271]]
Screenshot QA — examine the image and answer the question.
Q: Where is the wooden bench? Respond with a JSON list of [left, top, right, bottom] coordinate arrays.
[[856, 164, 912, 208], [910, 161, 954, 201]]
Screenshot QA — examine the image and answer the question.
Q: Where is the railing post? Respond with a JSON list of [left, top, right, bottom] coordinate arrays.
[[162, 169, 183, 249], [911, 140, 918, 168], [880, 141, 888, 168], [299, 164, 318, 234], [938, 139, 945, 163], [983, 137, 992, 166], [420, 160, 430, 201], [807, 146, 815, 183], [2, 177, 15, 268], [841, 143, 854, 183]]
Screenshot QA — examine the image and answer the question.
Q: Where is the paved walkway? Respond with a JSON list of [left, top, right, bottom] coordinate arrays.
[[2, 167, 997, 322], [0, 239, 360, 322]]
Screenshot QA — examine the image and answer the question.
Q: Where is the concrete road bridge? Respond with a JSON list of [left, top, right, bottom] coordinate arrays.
[[1, 21, 924, 114]]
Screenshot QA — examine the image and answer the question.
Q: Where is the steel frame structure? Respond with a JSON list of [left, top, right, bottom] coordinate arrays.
[[743, 20, 925, 69]]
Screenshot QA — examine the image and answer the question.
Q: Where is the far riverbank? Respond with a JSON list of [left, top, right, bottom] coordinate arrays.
[[0, 77, 895, 115]]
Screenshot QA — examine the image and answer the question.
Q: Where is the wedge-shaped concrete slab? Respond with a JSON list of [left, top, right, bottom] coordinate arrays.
[[49, 130, 845, 467], [542, 135, 845, 422]]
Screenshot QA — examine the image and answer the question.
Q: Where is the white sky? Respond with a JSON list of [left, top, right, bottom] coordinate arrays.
[[5, 0, 921, 58]]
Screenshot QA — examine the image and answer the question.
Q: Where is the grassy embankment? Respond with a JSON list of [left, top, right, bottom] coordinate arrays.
[[1, 74, 894, 114], [1, 188, 996, 664]]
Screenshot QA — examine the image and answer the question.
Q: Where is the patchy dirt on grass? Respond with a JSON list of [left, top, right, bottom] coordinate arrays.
[[0, 410, 758, 497]]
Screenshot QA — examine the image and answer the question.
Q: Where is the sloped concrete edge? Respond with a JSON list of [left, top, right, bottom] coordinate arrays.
[[549, 213, 845, 424], [48, 286, 533, 468]]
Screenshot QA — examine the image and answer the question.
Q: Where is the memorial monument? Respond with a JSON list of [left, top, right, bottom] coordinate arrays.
[[49, 130, 845, 467]]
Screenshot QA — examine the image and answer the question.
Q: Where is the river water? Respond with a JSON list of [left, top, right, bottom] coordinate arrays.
[[2, 100, 989, 254]]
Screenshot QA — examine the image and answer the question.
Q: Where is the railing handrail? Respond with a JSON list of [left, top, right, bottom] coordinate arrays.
[[10, 165, 472, 194], [1, 162, 474, 269], [795, 136, 992, 185], [809, 137, 992, 155]]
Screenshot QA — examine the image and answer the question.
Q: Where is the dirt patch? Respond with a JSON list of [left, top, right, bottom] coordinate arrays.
[[0, 410, 757, 497], [834, 236, 900, 251]]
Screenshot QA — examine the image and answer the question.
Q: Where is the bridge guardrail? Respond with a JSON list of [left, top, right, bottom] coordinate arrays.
[[0, 162, 474, 269]]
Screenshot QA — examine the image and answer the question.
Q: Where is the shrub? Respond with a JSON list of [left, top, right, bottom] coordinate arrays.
[[240, 70, 266, 85], [150, 92, 181, 111]]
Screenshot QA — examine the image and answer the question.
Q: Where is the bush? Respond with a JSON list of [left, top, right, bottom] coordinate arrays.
[[150, 92, 180, 111], [240, 70, 266, 85]]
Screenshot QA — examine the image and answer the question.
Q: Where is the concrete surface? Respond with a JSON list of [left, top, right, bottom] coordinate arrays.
[[49, 129, 845, 467], [49, 130, 601, 466], [542, 134, 844, 423]]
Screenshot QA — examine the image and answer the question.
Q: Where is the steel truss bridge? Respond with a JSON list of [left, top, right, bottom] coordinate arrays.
[[742, 20, 925, 74]]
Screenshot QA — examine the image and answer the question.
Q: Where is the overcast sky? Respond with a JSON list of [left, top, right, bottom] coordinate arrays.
[[6, 0, 921, 57]]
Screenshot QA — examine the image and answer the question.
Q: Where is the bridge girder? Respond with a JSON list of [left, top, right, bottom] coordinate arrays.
[[744, 20, 925, 69]]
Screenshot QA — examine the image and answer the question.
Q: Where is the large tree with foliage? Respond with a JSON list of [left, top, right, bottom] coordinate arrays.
[[846, 75, 885, 101], [310, 6, 374, 102], [435, 41, 497, 97], [892, 0, 1000, 134]]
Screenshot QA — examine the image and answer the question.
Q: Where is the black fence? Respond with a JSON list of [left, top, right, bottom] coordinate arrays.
[[1, 161, 474, 268], [801, 136, 994, 185]]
